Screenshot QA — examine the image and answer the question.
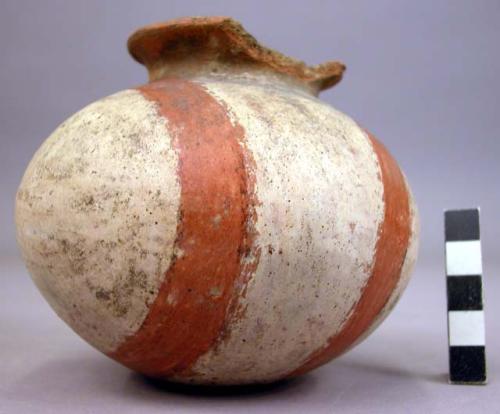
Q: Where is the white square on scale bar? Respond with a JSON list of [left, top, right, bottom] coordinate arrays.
[[448, 310, 485, 346], [445, 240, 482, 276]]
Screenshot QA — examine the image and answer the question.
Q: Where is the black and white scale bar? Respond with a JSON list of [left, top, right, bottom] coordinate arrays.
[[445, 208, 486, 384]]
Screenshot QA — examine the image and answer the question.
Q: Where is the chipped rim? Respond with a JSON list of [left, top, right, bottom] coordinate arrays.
[[127, 16, 346, 92]]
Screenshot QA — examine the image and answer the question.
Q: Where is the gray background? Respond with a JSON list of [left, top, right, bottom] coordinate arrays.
[[1, 1, 499, 413]]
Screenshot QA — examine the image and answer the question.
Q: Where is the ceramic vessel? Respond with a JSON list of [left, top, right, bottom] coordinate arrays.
[[15, 17, 418, 385]]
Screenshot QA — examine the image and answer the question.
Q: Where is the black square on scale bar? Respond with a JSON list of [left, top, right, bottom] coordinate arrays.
[[445, 209, 480, 241], [447, 276, 483, 311], [449, 346, 486, 384]]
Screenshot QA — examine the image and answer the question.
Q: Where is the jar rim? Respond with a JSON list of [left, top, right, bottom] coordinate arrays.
[[127, 16, 345, 93]]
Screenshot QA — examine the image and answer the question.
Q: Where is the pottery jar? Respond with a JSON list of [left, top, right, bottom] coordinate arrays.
[[15, 17, 418, 385]]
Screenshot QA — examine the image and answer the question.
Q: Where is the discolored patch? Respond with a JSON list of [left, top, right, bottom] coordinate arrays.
[[109, 78, 259, 377], [15, 89, 181, 353], [289, 131, 411, 377]]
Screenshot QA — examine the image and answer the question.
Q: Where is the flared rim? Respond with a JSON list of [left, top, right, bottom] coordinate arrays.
[[127, 16, 345, 92]]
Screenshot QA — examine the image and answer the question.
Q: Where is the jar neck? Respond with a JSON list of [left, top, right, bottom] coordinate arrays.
[[127, 17, 345, 98], [147, 60, 320, 96]]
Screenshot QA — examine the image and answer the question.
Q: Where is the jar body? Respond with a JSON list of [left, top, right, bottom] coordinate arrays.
[[16, 74, 418, 384]]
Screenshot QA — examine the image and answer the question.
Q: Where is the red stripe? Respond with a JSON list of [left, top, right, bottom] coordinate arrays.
[[289, 131, 411, 377], [109, 79, 259, 378]]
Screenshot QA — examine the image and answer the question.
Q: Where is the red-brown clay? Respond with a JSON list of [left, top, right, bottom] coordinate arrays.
[[128, 16, 345, 92]]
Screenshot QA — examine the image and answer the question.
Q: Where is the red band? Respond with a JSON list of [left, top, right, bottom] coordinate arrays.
[[110, 79, 259, 378], [289, 131, 411, 376]]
